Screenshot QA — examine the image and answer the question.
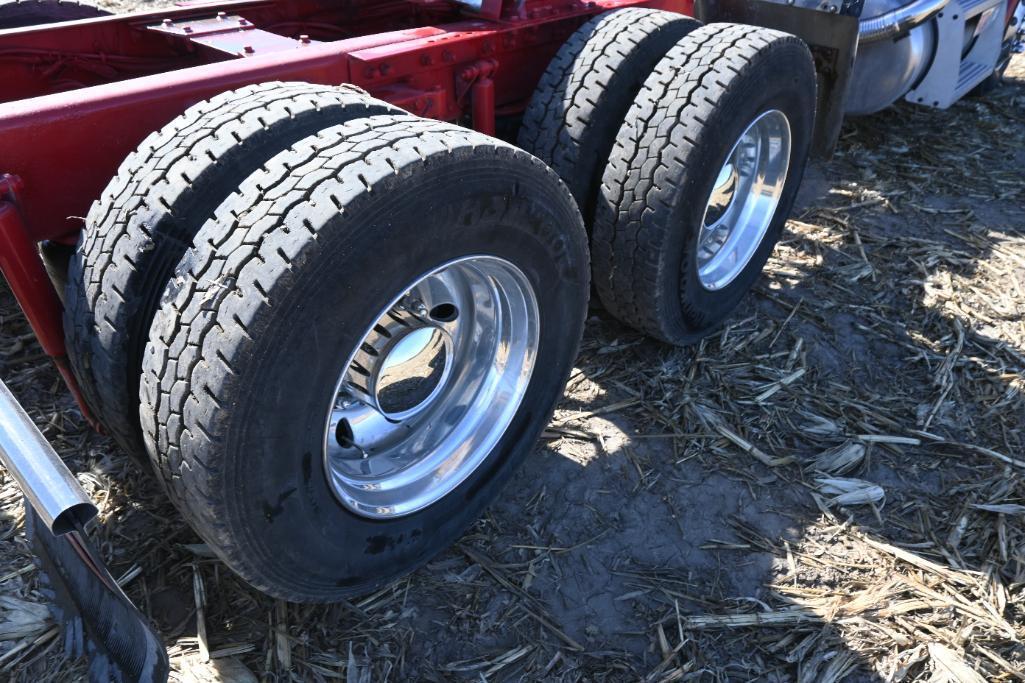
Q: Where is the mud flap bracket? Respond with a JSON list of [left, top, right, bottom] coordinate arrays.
[[695, 0, 861, 156]]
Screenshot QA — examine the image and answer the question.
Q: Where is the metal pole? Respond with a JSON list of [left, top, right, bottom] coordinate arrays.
[[0, 378, 97, 535]]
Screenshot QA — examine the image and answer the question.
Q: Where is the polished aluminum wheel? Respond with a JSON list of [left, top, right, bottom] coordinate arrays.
[[696, 109, 791, 291], [323, 256, 539, 518]]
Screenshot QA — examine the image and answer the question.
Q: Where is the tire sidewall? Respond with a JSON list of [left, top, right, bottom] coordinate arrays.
[[659, 42, 815, 341], [221, 157, 588, 598]]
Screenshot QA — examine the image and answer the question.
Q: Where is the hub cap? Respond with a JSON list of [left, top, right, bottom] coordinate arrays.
[[324, 256, 539, 519], [696, 109, 791, 291]]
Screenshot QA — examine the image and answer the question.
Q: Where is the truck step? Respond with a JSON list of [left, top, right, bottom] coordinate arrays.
[[905, 0, 1006, 107]]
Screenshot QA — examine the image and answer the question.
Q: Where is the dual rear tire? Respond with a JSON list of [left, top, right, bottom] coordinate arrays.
[[65, 86, 590, 600], [140, 116, 589, 599], [521, 12, 816, 344]]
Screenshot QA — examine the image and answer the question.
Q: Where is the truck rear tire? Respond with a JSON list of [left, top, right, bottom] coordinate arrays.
[[592, 24, 815, 345], [518, 8, 700, 223], [64, 83, 399, 457], [138, 115, 590, 601], [0, 0, 108, 28]]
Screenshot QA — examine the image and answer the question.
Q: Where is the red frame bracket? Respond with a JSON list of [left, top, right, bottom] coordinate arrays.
[[0, 175, 99, 428], [147, 13, 319, 57]]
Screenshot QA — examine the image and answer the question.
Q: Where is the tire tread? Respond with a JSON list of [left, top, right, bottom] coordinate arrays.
[[139, 114, 579, 599], [65, 82, 399, 455], [518, 8, 700, 221], [592, 24, 810, 343]]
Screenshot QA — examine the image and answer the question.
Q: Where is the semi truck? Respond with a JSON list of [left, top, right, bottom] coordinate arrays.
[[0, 0, 1021, 678]]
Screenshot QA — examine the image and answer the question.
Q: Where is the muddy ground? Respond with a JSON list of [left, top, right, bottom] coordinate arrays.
[[1, 4, 1024, 681]]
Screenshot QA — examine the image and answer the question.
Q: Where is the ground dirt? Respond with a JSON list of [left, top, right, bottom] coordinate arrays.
[[1, 4, 1023, 682]]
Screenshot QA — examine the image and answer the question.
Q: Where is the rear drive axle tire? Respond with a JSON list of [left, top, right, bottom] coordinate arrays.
[[64, 82, 399, 457], [0, 0, 108, 28], [518, 8, 701, 223], [139, 115, 590, 601], [592, 24, 815, 345]]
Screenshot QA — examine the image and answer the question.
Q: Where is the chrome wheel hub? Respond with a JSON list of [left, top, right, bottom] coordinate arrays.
[[696, 109, 791, 291], [324, 256, 539, 519]]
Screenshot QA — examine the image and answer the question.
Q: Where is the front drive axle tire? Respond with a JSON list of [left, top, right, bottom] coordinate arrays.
[[518, 7, 701, 223], [592, 24, 816, 345], [139, 115, 590, 601]]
